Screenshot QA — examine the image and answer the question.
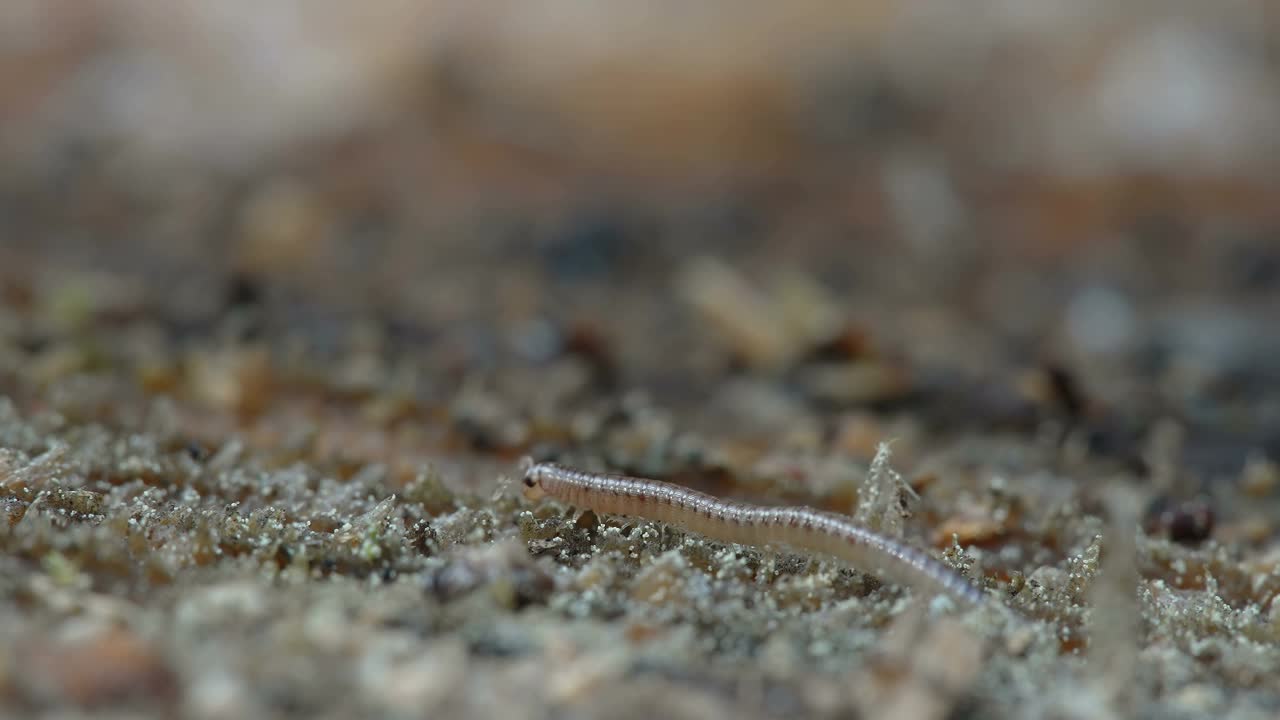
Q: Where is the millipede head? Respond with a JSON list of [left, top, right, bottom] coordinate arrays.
[[519, 457, 547, 501]]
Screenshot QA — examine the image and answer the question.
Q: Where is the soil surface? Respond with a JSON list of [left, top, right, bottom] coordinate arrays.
[[3, 4, 1280, 719]]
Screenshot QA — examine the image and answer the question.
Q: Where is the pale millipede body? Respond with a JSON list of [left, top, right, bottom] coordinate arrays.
[[521, 461, 987, 609]]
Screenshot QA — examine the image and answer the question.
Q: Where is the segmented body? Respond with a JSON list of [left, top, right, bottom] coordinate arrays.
[[522, 462, 986, 608]]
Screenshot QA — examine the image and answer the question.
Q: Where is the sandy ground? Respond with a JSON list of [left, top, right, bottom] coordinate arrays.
[[3, 3, 1280, 719]]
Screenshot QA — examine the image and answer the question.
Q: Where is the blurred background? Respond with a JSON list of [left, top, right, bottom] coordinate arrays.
[[1, 0, 1278, 471]]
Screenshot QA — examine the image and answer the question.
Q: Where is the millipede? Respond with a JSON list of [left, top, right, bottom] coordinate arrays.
[[520, 460, 989, 609]]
